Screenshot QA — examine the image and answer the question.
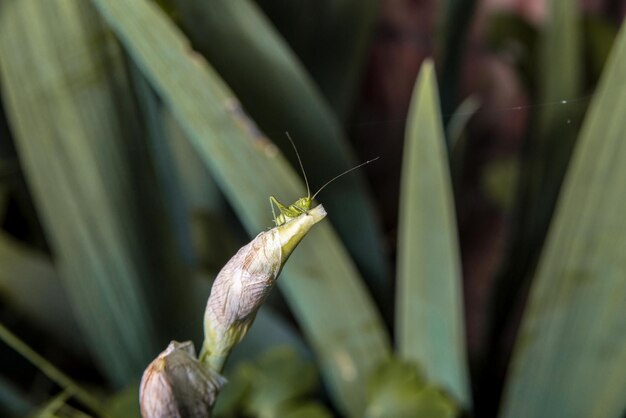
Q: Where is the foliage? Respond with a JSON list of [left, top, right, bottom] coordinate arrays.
[[0, 0, 625, 417]]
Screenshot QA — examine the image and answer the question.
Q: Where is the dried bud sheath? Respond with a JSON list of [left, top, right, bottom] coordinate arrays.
[[201, 204, 326, 371], [140, 341, 226, 418]]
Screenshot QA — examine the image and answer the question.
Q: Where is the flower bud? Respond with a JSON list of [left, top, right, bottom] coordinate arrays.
[[140, 341, 226, 418], [202, 205, 326, 370]]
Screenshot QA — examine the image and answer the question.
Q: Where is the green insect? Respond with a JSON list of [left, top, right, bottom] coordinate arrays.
[[270, 133, 379, 226]]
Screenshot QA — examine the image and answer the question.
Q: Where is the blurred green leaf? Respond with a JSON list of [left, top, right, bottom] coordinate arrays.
[[537, 0, 583, 134], [396, 60, 470, 408], [367, 358, 426, 397], [29, 390, 71, 418], [410, 386, 457, 418], [103, 384, 140, 418], [501, 20, 626, 418], [215, 347, 331, 418], [481, 157, 520, 212], [170, 0, 391, 306], [446, 95, 480, 189], [88, 0, 391, 414], [493, 0, 585, 354], [254, 0, 378, 120], [213, 362, 251, 417], [280, 402, 333, 418], [526, 0, 584, 249], [243, 347, 318, 417], [0, 0, 155, 384], [446, 95, 481, 152], [0, 323, 104, 416], [365, 359, 457, 418]]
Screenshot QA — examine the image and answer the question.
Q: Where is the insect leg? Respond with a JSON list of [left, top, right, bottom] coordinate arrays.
[[269, 196, 278, 225], [269, 196, 291, 225]]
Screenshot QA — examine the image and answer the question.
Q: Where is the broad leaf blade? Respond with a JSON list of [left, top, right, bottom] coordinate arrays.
[[523, 0, 584, 257], [0, 0, 198, 385], [88, 0, 391, 415], [501, 21, 626, 418], [0, 0, 156, 383], [489, 0, 584, 389], [396, 60, 470, 408]]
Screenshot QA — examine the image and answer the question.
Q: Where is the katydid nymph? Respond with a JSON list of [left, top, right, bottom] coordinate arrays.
[[270, 133, 379, 226]]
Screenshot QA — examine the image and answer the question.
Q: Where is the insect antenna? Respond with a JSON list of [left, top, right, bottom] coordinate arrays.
[[311, 157, 380, 200], [285, 132, 311, 198]]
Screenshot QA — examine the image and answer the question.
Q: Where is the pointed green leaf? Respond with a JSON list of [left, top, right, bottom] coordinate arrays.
[[502, 20, 626, 418], [488, 0, 585, 369], [396, 60, 470, 408], [525, 0, 584, 239], [536, 0, 582, 138]]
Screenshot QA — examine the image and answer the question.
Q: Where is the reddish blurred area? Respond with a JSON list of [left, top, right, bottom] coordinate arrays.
[[351, 0, 624, 413]]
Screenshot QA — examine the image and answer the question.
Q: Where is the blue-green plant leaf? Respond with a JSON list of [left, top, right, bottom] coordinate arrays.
[[396, 60, 471, 408], [501, 20, 626, 418], [525, 0, 583, 237], [0, 0, 199, 385], [490, 0, 584, 372]]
